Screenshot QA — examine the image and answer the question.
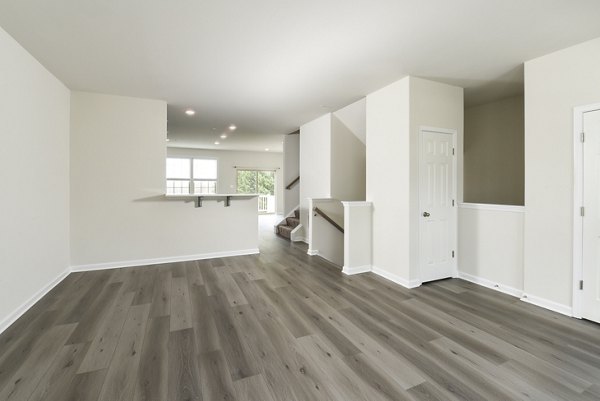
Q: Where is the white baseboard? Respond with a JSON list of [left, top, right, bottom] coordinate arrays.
[[1, 248, 261, 335], [342, 265, 372, 275], [458, 271, 523, 298], [0, 268, 70, 334], [307, 249, 319, 256], [372, 266, 421, 289], [520, 293, 573, 317], [457, 272, 572, 316], [71, 248, 260, 272]]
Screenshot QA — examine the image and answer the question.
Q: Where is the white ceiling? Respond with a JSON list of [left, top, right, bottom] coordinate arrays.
[[1, 0, 600, 152]]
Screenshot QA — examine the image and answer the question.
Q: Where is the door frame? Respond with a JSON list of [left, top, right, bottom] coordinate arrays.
[[572, 103, 600, 318], [418, 126, 459, 283]]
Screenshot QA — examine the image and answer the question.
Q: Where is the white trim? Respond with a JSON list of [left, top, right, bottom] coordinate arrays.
[[418, 127, 458, 282], [0, 268, 70, 334], [341, 201, 373, 207], [290, 224, 304, 242], [308, 198, 340, 203], [420, 126, 456, 135], [458, 272, 523, 298], [572, 103, 600, 318], [71, 249, 260, 272], [165, 193, 258, 198], [307, 249, 319, 256], [372, 266, 422, 289], [342, 265, 372, 275], [521, 293, 573, 317], [458, 203, 525, 213]]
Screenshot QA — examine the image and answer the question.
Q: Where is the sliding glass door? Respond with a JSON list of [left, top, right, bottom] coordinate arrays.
[[236, 170, 276, 214]]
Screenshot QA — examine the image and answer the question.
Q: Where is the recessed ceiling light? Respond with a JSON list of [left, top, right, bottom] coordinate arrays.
[[185, 109, 195, 116], [229, 124, 237, 130], [220, 134, 227, 139], [166, 138, 170, 142], [214, 141, 220, 145], [265, 148, 270, 151]]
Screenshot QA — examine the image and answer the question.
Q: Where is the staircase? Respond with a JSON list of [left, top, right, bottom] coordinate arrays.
[[276, 209, 300, 240]]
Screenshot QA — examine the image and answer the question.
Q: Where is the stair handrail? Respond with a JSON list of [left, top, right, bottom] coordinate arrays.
[[286, 176, 300, 190], [313, 207, 344, 233]]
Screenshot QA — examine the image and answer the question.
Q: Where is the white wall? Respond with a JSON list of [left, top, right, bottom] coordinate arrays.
[[366, 76, 463, 285], [283, 132, 300, 215], [299, 114, 332, 238], [334, 98, 367, 145], [168, 147, 283, 214], [366, 77, 411, 280], [524, 36, 600, 310], [458, 205, 524, 296], [0, 26, 70, 329], [298, 99, 367, 240], [70, 92, 258, 267], [465, 96, 524, 205], [409, 77, 464, 281]]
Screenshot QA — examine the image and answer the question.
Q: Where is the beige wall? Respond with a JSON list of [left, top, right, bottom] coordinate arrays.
[[464, 96, 524, 205], [524, 36, 600, 311], [0, 26, 71, 329], [70, 92, 259, 267], [330, 114, 366, 202], [167, 147, 284, 214]]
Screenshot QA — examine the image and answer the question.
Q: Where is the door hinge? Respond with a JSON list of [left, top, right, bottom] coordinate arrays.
[[581, 206, 585, 217], [452, 250, 455, 258], [452, 148, 455, 155], [452, 199, 455, 206], [580, 280, 584, 290], [581, 132, 585, 142]]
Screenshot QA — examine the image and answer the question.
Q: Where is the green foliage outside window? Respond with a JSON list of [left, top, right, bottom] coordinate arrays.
[[237, 170, 275, 195]]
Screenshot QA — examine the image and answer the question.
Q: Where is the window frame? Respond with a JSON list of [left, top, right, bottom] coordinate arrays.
[[166, 156, 218, 195]]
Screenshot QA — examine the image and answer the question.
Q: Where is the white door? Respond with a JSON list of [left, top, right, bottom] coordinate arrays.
[[419, 129, 456, 282], [582, 109, 600, 323]]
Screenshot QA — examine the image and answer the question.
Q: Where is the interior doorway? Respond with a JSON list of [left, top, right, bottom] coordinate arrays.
[[418, 127, 458, 283], [574, 103, 600, 323], [237, 169, 277, 214]]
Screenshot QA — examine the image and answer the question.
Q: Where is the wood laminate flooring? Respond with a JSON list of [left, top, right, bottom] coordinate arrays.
[[1, 222, 600, 400]]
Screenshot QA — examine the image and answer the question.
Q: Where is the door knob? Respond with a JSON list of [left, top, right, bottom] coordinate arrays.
[[422, 212, 430, 217]]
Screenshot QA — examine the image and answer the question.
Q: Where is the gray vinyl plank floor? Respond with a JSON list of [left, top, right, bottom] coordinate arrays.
[[1, 228, 599, 400]]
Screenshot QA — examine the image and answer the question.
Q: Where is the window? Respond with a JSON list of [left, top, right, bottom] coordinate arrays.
[[166, 157, 217, 194], [237, 169, 276, 213]]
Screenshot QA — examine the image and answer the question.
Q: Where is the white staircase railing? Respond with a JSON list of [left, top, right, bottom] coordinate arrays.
[[258, 195, 275, 214]]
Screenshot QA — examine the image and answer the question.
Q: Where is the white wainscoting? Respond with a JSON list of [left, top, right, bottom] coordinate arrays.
[[458, 203, 524, 298]]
